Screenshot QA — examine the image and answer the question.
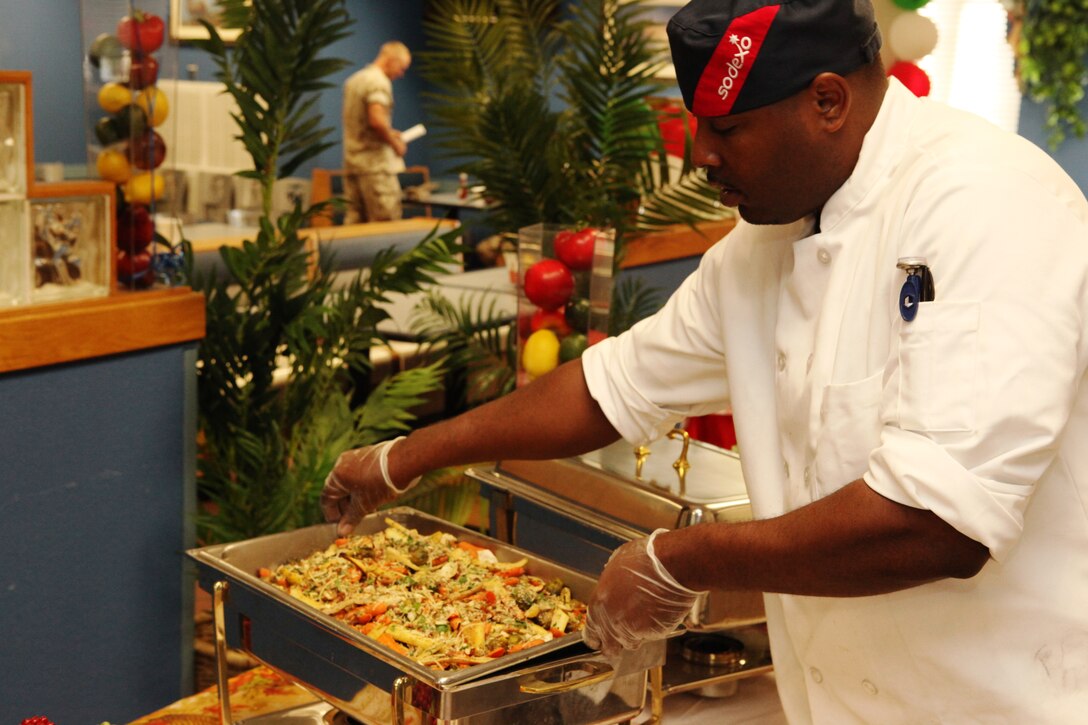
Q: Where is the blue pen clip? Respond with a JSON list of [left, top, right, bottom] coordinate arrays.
[[897, 257, 935, 322]]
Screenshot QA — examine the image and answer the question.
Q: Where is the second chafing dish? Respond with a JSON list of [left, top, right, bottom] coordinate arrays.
[[469, 434, 765, 631], [188, 507, 664, 724]]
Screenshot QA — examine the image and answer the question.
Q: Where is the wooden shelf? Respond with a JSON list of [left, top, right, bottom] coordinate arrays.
[[621, 219, 736, 269], [0, 287, 206, 374]]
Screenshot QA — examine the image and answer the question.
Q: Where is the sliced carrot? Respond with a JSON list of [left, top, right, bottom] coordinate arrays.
[[257, 567, 272, 580], [378, 632, 410, 656], [509, 638, 546, 654], [504, 577, 520, 586], [499, 566, 526, 578], [488, 647, 506, 658], [334, 537, 350, 546], [549, 628, 566, 638]]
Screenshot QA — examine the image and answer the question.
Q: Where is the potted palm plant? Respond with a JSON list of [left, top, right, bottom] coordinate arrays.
[[188, 0, 462, 544], [408, 0, 731, 408]]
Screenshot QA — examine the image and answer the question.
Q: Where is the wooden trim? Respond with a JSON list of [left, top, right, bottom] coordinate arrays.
[[187, 218, 461, 280], [0, 287, 206, 374], [620, 219, 736, 269]]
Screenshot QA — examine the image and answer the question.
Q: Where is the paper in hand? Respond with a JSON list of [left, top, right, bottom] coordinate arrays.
[[401, 124, 427, 144]]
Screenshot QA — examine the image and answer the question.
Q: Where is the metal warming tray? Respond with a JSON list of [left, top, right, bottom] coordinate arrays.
[[187, 507, 664, 724], [469, 435, 764, 631]]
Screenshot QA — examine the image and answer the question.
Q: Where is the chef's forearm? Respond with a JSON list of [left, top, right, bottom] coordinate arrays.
[[387, 359, 621, 483], [655, 479, 990, 597]]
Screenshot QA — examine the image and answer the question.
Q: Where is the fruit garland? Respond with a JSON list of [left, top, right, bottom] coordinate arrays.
[[88, 8, 183, 289]]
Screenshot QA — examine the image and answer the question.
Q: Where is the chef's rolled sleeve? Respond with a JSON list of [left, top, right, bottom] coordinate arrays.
[[864, 429, 1023, 560], [582, 262, 732, 446]]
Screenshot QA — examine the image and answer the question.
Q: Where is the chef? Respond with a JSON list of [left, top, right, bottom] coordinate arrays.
[[322, 0, 1088, 721]]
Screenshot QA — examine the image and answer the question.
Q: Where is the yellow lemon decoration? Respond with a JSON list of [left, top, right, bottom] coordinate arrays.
[[97, 82, 132, 114], [95, 148, 131, 183], [125, 171, 164, 204], [522, 329, 561, 378], [135, 86, 169, 127]]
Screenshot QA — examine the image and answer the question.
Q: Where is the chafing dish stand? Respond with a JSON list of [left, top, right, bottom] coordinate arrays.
[[466, 434, 774, 717]]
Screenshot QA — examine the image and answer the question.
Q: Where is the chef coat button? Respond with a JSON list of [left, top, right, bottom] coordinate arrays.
[[806, 353, 814, 372], [817, 248, 832, 265], [783, 460, 790, 478], [777, 352, 787, 371], [803, 467, 812, 487], [809, 667, 824, 684], [862, 679, 878, 695]]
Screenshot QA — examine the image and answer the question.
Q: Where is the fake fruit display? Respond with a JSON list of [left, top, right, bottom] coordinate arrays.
[[97, 82, 132, 114], [95, 148, 131, 183], [131, 130, 166, 170], [135, 87, 169, 127], [88, 33, 124, 69], [117, 250, 153, 280], [117, 204, 155, 253], [559, 332, 588, 363], [553, 227, 597, 271], [522, 329, 561, 378], [125, 171, 165, 205], [128, 55, 160, 90], [530, 307, 572, 336], [523, 259, 574, 311], [117, 11, 165, 55]]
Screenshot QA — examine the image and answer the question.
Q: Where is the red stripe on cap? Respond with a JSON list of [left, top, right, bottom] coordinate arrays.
[[692, 4, 780, 116]]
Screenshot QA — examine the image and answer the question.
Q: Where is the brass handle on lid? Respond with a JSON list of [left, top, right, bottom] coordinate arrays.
[[667, 429, 691, 496], [633, 444, 652, 480]]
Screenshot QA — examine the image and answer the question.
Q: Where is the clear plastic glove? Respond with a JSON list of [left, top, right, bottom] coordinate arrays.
[[320, 437, 420, 537], [583, 529, 704, 657]]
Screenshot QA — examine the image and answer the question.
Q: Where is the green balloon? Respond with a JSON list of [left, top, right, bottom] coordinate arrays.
[[891, 0, 931, 9]]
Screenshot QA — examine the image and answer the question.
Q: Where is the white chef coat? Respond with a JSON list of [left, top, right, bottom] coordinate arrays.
[[582, 79, 1088, 723]]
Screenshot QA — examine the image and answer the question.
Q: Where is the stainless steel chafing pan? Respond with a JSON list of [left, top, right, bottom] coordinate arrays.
[[188, 507, 664, 724]]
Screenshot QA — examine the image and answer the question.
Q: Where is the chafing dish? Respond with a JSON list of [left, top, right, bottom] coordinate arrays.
[[187, 507, 664, 724], [466, 434, 770, 708]]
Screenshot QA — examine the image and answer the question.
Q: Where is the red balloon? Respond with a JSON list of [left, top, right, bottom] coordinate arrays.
[[888, 61, 931, 97]]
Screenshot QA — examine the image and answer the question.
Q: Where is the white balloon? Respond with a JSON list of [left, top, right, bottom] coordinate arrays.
[[889, 12, 939, 61]]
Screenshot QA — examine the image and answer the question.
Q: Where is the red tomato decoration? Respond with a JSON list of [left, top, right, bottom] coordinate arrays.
[[587, 329, 608, 346], [553, 227, 597, 271], [530, 307, 573, 336], [128, 55, 159, 90], [117, 11, 165, 55], [523, 259, 574, 311], [887, 61, 931, 98], [117, 204, 155, 253]]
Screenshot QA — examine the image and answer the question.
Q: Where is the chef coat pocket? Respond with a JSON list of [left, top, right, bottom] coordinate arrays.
[[897, 301, 979, 432], [815, 371, 883, 494]]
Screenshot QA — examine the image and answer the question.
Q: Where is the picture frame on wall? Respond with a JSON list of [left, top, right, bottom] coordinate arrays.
[[169, 0, 243, 42]]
